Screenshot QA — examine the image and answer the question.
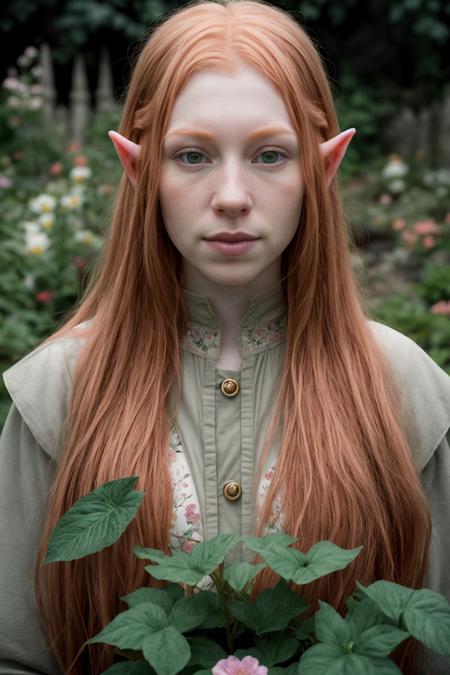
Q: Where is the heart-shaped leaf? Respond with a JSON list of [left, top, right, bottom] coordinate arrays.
[[45, 477, 144, 562], [142, 626, 191, 675], [230, 580, 307, 634], [298, 643, 403, 674], [121, 587, 175, 614], [357, 581, 450, 656], [87, 602, 167, 650], [188, 637, 227, 667], [223, 562, 267, 592], [354, 624, 410, 657]]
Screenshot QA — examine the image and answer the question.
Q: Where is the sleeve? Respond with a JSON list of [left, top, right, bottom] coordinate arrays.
[[0, 403, 62, 674], [420, 429, 450, 675]]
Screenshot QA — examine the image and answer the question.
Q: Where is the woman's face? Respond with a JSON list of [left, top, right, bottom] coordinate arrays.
[[158, 64, 304, 289]]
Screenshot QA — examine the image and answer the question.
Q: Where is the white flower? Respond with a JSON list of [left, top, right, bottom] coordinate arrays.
[[31, 65, 42, 78], [23, 220, 41, 236], [23, 274, 35, 290], [24, 46, 38, 59], [24, 231, 50, 255], [388, 179, 406, 194], [30, 84, 43, 95], [2, 77, 21, 91], [29, 97, 42, 110], [60, 193, 82, 209], [70, 166, 92, 182], [39, 213, 55, 230], [74, 229, 94, 245], [382, 158, 409, 180], [7, 96, 22, 108], [17, 54, 30, 68], [29, 193, 56, 214], [70, 184, 86, 198]]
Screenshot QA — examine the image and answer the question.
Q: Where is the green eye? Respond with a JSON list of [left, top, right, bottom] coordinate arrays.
[[175, 149, 286, 166], [177, 151, 205, 165], [258, 150, 284, 164]]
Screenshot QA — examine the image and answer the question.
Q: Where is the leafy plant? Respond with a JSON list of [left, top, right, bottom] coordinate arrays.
[[44, 477, 450, 674]]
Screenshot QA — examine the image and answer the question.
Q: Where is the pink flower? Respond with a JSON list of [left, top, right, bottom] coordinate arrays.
[[185, 503, 201, 524], [379, 193, 392, 205], [423, 235, 436, 249], [401, 230, 418, 246], [212, 655, 268, 675], [430, 300, 450, 315], [412, 219, 440, 235], [182, 540, 196, 553], [35, 290, 55, 303], [0, 175, 12, 188]]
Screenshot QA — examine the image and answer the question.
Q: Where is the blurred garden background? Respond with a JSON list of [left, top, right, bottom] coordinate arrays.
[[1, 0, 450, 427]]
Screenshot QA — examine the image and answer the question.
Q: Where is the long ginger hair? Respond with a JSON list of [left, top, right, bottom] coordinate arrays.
[[34, 1, 432, 672]]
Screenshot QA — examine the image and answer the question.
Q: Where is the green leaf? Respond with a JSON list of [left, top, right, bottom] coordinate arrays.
[[101, 662, 153, 674], [294, 541, 363, 585], [297, 643, 403, 674], [223, 562, 267, 592], [346, 598, 396, 635], [243, 533, 297, 551], [196, 590, 227, 628], [254, 634, 300, 666], [142, 626, 191, 675], [241, 539, 362, 586], [134, 546, 172, 563], [168, 594, 210, 633], [45, 477, 144, 562], [188, 637, 227, 667], [137, 535, 240, 586], [165, 583, 185, 601], [356, 581, 413, 622], [315, 601, 352, 647], [145, 552, 205, 586], [188, 534, 242, 575], [294, 616, 315, 640], [121, 587, 175, 614], [354, 624, 410, 657], [230, 580, 308, 634], [358, 581, 450, 656], [87, 603, 168, 650]]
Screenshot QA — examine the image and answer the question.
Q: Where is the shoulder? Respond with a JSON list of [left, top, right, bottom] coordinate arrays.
[[368, 320, 450, 470], [2, 321, 90, 460]]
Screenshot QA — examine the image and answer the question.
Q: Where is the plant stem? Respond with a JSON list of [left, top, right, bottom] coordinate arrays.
[[210, 570, 235, 653]]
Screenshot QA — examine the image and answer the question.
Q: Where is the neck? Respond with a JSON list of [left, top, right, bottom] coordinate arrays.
[[181, 260, 281, 341]]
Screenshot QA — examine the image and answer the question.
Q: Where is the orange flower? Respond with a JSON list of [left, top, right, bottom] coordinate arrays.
[[74, 154, 88, 166], [48, 162, 63, 176], [392, 218, 406, 231]]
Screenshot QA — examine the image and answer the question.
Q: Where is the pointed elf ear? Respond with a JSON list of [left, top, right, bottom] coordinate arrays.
[[108, 130, 141, 187], [319, 128, 356, 187]]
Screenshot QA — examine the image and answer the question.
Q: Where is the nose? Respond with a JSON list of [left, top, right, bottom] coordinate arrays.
[[210, 160, 252, 216]]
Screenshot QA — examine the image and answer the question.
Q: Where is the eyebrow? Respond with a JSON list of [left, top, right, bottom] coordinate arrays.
[[164, 126, 297, 142]]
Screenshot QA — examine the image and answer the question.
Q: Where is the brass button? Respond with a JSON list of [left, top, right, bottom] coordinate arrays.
[[220, 378, 240, 397], [223, 480, 242, 501]]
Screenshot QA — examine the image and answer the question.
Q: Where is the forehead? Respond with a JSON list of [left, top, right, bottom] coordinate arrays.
[[165, 65, 295, 134]]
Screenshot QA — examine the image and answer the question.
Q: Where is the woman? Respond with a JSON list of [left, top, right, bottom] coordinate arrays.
[[1, 0, 449, 673]]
